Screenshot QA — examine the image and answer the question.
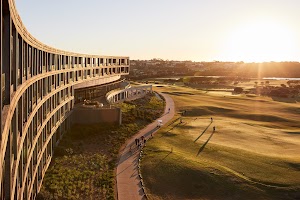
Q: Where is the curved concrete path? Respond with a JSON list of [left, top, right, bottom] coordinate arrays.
[[116, 93, 175, 200]]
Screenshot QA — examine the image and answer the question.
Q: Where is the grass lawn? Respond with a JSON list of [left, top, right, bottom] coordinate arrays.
[[141, 85, 300, 200]]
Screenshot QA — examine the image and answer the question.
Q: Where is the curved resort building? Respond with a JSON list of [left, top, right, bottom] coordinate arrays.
[[0, 0, 130, 199]]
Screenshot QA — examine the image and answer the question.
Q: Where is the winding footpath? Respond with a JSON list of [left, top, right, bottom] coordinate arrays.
[[116, 92, 175, 200]]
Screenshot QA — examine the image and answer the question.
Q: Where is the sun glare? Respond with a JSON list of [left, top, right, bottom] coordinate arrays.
[[221, 20, 297, 62]]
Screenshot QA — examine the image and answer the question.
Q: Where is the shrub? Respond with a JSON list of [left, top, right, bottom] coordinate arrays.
[[270, 88, 289, 98], [234, 87, 243, 93]]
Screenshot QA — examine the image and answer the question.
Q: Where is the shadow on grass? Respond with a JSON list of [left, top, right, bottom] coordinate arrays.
[[161, 118, 198, 137], [155, 152, 172, 168], [167, 117, 181, 127], [197, 130, 215, 156], [287, 162, 300, 170], [271, 97, 299, 103], [181, 117, 198, 126], [162, 91, 195, 96], [285, 131, 300, 135], [194, 122, 212, 143], [161, 132, 177, 137], [285, 107, 300, 115], [226, 113, 291, 123], [161, 122, 182, 137]]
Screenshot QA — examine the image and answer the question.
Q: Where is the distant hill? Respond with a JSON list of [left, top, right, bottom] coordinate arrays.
[[130, 60, 300, 78], [195, 62, 300, 78]]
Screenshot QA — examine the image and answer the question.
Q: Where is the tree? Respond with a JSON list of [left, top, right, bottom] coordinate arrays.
[[266, 81, 270, 86], [281, 84, 286, 88], [234, 87, 243, 93]]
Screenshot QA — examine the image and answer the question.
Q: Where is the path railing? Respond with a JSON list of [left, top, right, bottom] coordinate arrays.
[[106, 85, 153, 104]]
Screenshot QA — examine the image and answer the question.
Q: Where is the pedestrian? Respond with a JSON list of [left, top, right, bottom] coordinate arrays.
[[144, 139, 146, 145], [168, 108, 170, 113], [135, 138, 138, 146], [211, 117, 213, 122], [213, 126, 215, 132]]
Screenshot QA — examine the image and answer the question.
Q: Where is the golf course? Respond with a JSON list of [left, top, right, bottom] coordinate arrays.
[[141, 84, 300, 200]]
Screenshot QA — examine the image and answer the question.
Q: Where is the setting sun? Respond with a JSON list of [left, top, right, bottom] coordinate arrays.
[[221, 20, 297, 62]]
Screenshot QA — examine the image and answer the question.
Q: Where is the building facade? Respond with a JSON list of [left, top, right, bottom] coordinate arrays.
[[0, 0, 129, 199]]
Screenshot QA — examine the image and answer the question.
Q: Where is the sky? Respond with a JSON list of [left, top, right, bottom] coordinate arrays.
[[15, 0, 300, 62]]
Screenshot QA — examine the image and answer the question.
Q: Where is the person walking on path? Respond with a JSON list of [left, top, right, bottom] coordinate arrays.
[[213, 126, 216, 132], [168, 108, 170, 113], [211, 117, 213, 122]]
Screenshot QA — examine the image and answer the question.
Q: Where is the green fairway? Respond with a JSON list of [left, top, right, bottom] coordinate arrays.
[[141, 85, 300, 200]]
